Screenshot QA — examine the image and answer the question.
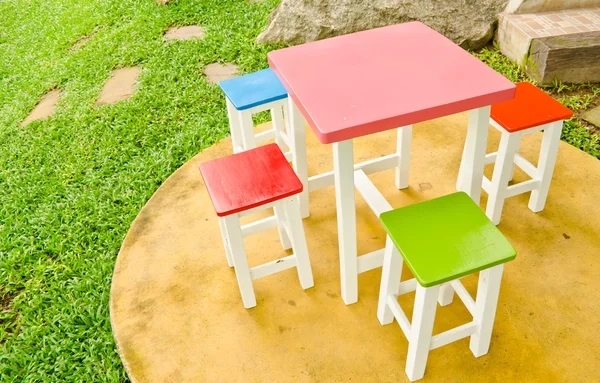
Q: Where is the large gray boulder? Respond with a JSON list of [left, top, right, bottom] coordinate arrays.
[[257, 0, 509, 50]]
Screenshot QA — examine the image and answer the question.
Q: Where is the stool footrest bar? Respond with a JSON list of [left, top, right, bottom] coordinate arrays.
[[485, 152, 539, 180], [357, 249, 385, 273], [484, 152, 497, 165], [241, 215, 278, 237], [398, 278, 418, 295], [250, 255, 297, 280], [430, 321, 477, 351], [514, 153, 539, 179], [507, 179, 540, 197], [255, 128, 276, 144], [387, 295, 412, 338], [482, 176, 491, 193], [283, 151, 293, 163], [450, 280, 476, 316]]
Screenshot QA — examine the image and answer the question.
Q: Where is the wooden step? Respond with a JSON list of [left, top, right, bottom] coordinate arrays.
[[526, 31, 600, 84], [496, 7, 600, 69]]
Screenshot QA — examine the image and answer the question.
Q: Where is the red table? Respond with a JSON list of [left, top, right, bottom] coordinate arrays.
[[269, 22, 516, 305]]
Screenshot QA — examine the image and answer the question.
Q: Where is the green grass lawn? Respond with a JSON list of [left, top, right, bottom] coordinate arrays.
[[0, 0, 598, 381]]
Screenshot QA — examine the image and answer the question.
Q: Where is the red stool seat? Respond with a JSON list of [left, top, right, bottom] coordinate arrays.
[[200, 143, 303, 217], [491, 82, 573, 132]]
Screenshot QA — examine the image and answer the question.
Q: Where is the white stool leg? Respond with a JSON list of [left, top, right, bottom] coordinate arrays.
[[218, 217, 234, 268], [438, 283, 454, 306], [529, 121, 563, 213], [271, 104, 289, 153], [226, 99, 244, 154], [406, 284, 440, 382], [288, 99, 310, 218], [273, 204, 292, 250], [223, 214, 257, 308], [239, 110, 256, 150], [395, 125, 412, 189], [508, 153, 516, 182], [470, 264, 504, 357], [282, 197, 314, 290], [486, 130, 521, 225], [377, 236, 403, 325]]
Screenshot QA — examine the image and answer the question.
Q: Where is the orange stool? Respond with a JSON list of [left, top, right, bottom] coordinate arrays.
[[483, 82, 573, 225]]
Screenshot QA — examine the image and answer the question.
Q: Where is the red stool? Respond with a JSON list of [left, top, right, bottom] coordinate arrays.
[[482, 82, 572, 225], [199, 143, 314, 308]]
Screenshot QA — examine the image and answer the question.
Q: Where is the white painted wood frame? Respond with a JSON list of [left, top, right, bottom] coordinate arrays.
[[377, 243, 507, 381], [333, 139, 358, 304], [221, 197, 313, 309], [456, 106, 492, 205], [482, 120, 564, 224], [329, 130, 409, 305], [396, 125, 412, 189]]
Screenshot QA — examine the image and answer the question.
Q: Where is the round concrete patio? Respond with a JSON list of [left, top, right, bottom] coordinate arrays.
[[110, 113, 600, 382]]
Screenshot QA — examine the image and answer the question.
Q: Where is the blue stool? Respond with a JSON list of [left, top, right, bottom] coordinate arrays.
[[219, 68, 291, 158]]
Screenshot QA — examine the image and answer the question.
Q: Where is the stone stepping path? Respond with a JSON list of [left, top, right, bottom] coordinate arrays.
[[204, 63, 238, 83], [20, 89, 61, 126], [70, 29, 99, 52], [583, 105, 600, 128], [164, 26, 205, 41], [95, 67, 141, 106], [23, 26, 239, 121]]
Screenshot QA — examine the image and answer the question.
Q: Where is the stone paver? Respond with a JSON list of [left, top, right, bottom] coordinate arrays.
[[164, 26, 205, 41], [95, 67, 141, 106], [70, 29, 101, 52], [20, 90, 61, 126], [203, 63, 238, 83], [583, 105, 600, 127]]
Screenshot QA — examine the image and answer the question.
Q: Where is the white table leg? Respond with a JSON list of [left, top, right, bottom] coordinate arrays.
[[333, 139, 358, 305], [395, 125, 412, 189], [288, 98, 310, 218], [458, 106, 491, 205]]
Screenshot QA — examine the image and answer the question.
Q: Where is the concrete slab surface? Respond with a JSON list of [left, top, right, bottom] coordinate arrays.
[[111, 114, 600, 383]]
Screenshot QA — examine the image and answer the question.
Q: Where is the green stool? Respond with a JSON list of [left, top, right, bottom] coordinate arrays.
[[377, 192, 516, 382]]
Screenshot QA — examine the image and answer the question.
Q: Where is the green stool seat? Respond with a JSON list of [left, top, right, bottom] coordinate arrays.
[[379, 192, 516, 288]]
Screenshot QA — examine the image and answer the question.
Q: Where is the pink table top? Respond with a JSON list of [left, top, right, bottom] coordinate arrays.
[[268, 22, 516, 144]]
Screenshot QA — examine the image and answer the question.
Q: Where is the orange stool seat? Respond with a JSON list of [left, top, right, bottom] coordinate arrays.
[[490, 82, 573, 132]]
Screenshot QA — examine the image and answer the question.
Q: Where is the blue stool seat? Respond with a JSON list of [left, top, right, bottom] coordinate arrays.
[[219, 68, 288, 111]]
